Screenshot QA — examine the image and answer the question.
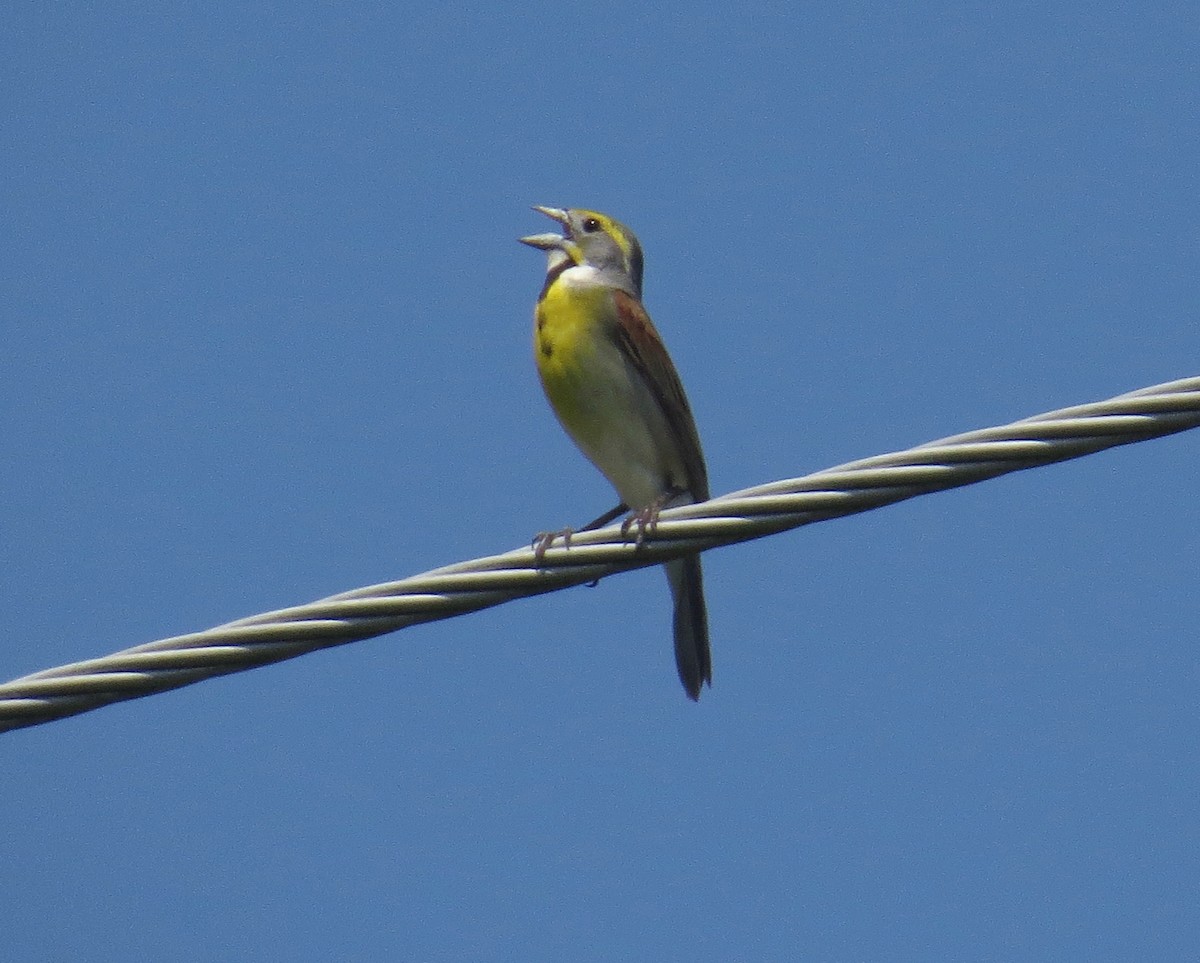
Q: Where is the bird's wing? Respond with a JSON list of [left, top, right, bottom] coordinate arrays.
[[612, 288, 709, 502]]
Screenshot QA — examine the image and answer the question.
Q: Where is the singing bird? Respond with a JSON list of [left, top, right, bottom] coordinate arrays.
[[520, 207, 712, 700]]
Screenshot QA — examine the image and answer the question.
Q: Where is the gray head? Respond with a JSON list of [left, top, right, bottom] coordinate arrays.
[[519, 206, 644, 296]]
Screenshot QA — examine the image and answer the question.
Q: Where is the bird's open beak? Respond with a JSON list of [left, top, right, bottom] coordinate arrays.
[[531, 205, 568, 223], [519, 206, 570, 249], [518, 232, 563, 250]]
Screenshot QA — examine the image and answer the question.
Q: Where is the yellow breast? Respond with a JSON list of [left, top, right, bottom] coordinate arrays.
[[533, 274, 686, 508], [534, 280, 611, 423]]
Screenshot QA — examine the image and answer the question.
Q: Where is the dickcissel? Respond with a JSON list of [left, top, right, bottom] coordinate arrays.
[[520, 207, 712, 700]]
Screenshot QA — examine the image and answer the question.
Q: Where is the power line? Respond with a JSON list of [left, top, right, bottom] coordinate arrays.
[[2, 375, 1197, 733]]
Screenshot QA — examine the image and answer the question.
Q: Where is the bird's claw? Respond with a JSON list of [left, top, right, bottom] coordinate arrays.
[[620, 504, 661, 549], [620, 488, 685, 550], [532, 527, 574, 565]]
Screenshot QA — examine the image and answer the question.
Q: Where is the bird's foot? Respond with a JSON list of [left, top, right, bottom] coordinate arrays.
[[620, 499, 670, 549], [532, 527, 574, 565], [620, 508, 656, 548], [620, 488, 688, 550]]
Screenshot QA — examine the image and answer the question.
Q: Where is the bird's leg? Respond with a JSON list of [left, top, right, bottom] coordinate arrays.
[[532, 502, 628, 566], [580, 503, 628, 532]]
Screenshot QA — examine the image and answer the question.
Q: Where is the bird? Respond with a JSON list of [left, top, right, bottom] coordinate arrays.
[[519, 206, 712, 700]]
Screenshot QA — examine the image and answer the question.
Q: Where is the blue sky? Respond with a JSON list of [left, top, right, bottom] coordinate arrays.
[[4, 3, 1198, 960]]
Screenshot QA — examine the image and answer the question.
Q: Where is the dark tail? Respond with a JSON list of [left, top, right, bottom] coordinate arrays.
[[665, 555, 711, 701]]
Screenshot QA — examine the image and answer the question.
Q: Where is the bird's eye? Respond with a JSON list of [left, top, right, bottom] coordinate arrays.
[[582, 217, 601, 233]]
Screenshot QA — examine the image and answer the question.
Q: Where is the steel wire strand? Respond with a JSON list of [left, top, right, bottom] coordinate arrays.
[[1, 375, 1197, 732]]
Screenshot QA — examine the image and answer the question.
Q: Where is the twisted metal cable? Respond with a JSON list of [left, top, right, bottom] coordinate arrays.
[[2, 375, 1198, 733]]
